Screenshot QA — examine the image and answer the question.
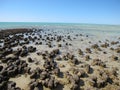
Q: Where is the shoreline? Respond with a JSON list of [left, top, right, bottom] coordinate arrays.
[[0, 28, 33, 39]]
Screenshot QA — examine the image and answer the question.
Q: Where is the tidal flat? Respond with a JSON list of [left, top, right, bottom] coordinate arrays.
[[0, 26, 120, 90]]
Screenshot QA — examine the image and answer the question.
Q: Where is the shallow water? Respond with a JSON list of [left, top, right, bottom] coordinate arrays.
[[0, 22, 120, 40]]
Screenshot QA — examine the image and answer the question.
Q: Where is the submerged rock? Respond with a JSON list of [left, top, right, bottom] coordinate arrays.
[[78, 49, 84, 55]]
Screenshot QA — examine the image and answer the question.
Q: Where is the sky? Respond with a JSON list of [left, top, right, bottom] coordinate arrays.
[[0, 0, 120, 24]]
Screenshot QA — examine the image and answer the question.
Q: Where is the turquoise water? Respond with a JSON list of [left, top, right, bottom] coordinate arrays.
[[0, 22, 120, 30], [0, 22, 120, 39]]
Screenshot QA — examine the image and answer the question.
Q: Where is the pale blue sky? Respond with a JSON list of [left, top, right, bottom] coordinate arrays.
[[0, 0, 120, 24]]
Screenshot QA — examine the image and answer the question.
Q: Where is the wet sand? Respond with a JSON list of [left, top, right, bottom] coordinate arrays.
[[0, 28, 120, 90]]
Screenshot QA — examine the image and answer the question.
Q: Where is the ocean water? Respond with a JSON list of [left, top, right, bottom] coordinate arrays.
[[0, 22, 120, 40]]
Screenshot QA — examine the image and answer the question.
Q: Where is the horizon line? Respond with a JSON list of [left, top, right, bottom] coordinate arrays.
[[0, 21, 120, 26]]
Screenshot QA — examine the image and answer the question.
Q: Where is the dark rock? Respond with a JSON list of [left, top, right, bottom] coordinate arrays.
[[29, 80, 42, 90], [15, 60, 21, 65], [40, 71, 49, 80], [53, 49, 60, 55], [97, 79, 106, 88], [28, 57, 34, 63], [91, 59, 106, 67], [14, 49, 22, 56], [47, 77, 58, 89], [1, 70, 8, 76], [48, 44, 52, 48], [21, 62, 28, 68], [85, 55, 90, 61], [86, 48, 92, 53], [111, 55, 118, 61], [7, 70, 16, 77], [111, 41, 119, 45], [1, 58, 9, 63], [20, 49, 28, 57], [115, 48, 120, 53], [2, 48, 13, 56], [7, 81, 16, 88], [24, 67, 31, 74], [70, 58, 79, 65], [0, 66, 3, 71], [84, 64, 92, 74], [28, 46, 36, 53], [30, 72, 37, 79], [58, 44, 62, 47], [78, 49, 84, 55], [91, 44, 99, 49], [77, 69, 86, 78], [67, 53, 74, 59], [22, 46, 27, 49], [53, 68, 60, 76], [36, 52, 41, 55], [48, 79, 54, 89], [101, 43, 109, 48]]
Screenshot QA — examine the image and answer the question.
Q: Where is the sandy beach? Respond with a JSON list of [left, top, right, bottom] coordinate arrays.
[[0, 27, 120, 90]]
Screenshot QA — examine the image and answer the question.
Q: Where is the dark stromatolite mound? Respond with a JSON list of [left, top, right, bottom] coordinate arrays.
[[0, 68, 15, 90], [28, 46, 36, 53], [78, 49, 84, 55], [87, 68, 119, 89], [53, 67, 60, 76], [115, 47, 120, 53], [29, 79, 42, 90], [86, 48, 92, 53], [30, 68, 42, 79], [42, 49, 60, 59], [0, 66, 3, 71], [43, 59, 56, 70], [2, 48, 13, 56], [28, 57, 34, 63], [40, 71, 50, 80], [64, 72, 80, 90], [13, 48, 22, 56], [19, 46, 36, 57], [81, 64, 93, 74], [91, 44, 99, 49], [7, 81, 21, 90], [111, 55, 118, 61], [1, 55, 19, 64], [66, 53, 74, 60], [47, 77, 57, 88], [111, 41, 119, 45], [91, 59, 106, 67], [42, 76, 59, 89], [0, 57, 29, 88], [73, 69, 87, 78], [20, 49, 28, 57], [85, 55, 90, 61], [29, 70, 58, 90], [101, 43, 109, 48], [70, 58, 79, 65]]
